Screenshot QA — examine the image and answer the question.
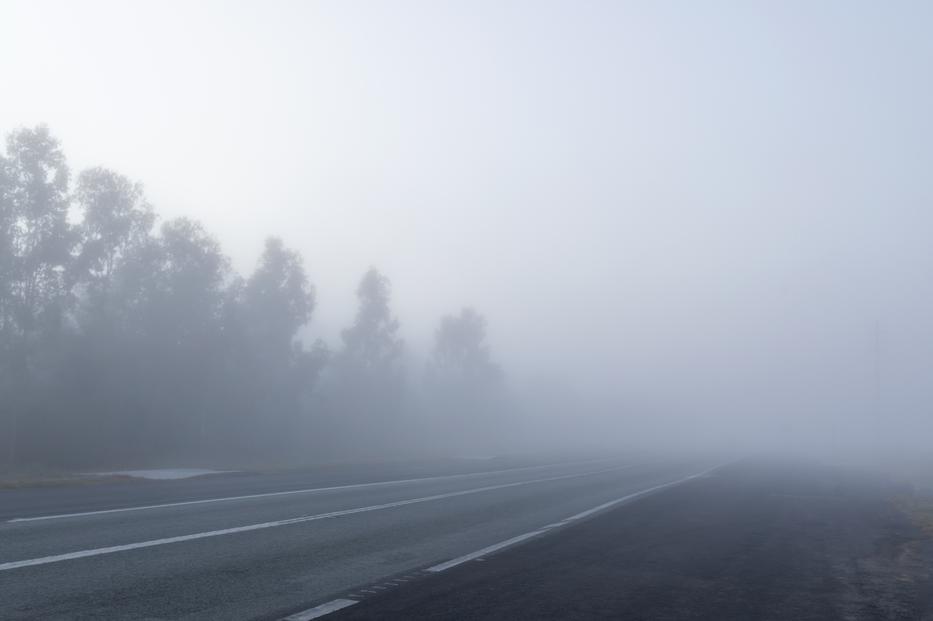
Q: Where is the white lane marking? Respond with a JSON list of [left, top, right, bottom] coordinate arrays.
[[0, 463, 635, 572], [426, 462, 729, 573], [8, 458, 615, 523], [283, 598, 358, 620], [427, 529, 549, 573]]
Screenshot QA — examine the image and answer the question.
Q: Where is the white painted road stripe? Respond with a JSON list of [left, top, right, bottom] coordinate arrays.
[[426, 463, 728, 573], [0, 463, 635, 572], [7, 458, 615, 523], [427, 529, 550, 573], [283, 598, 358, 620]]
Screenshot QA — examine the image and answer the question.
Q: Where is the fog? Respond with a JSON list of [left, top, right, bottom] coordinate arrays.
[[2, 1, 933, 469]]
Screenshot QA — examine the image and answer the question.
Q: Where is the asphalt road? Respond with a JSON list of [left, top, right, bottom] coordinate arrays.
[[327, 460, 933, 621], [0, 456, 712, 620]]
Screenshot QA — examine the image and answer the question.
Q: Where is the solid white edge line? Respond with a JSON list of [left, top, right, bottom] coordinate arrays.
[[426, 462, 730, 573], [427, 530, 550, 573], [0, 463, 637, 572], [7, 458, 616, 523], [282, 598, 358, 620]]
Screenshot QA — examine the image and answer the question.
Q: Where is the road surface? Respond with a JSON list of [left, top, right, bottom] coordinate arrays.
[[0, 456, 712, 620], [321, 460, 933, 621]]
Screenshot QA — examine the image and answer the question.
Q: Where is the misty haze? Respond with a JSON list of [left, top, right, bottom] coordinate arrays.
[[2, 2, 933, 620]]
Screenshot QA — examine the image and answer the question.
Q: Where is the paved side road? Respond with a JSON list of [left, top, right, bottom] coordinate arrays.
[[324, 461, 933, 621]]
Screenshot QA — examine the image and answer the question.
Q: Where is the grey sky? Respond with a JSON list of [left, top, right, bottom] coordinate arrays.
[[3, 0, 932, 450]]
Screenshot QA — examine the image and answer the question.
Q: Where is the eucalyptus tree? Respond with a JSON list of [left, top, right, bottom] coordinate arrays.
[[72, 167, 155, 319], [339, 268, 404, 383], [325, 268, 406, 456], [238, 237, 322, 455], [428, 308, 501, 390], [426, 308, 506, 453], [0, 126, 74, 465]]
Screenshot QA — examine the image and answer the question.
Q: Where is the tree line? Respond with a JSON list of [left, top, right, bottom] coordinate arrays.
[[0, 126, 508, 469]]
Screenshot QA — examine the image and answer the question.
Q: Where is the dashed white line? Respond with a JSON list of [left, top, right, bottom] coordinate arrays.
[[7, 458, 615, 523], [0, 463, 635, 572], [283, 598, 358, 620]]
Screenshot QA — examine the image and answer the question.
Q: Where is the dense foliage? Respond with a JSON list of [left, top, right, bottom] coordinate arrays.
[[0, 127, 507, 468]]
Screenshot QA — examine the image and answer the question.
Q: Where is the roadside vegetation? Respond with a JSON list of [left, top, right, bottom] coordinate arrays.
[[0, 126, 510, 470]]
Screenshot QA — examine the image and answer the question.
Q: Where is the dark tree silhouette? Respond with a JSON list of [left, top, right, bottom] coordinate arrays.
[[321, 268, 407, 458], [426, 308, 507, 453], [429, 308, 501, 389], [0, 127, 511, 469], [1, 127, 74, 465], [340, 268, 403, 372]]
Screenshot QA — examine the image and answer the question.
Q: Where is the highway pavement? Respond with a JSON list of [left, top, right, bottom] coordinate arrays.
[[0, 456, 714, 620]]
